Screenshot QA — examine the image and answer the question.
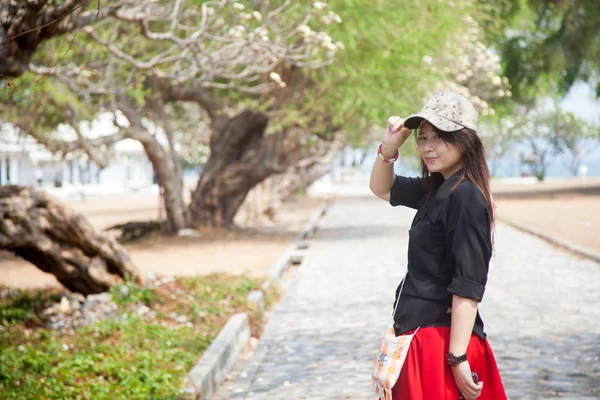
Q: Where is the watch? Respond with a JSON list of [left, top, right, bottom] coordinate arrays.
[[446, 352, 468, 366]]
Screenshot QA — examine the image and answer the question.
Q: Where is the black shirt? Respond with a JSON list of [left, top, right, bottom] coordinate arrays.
[[389, 169, 492, 339]]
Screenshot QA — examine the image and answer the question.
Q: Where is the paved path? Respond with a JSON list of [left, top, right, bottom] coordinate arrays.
[[228, 196, 600, 400]]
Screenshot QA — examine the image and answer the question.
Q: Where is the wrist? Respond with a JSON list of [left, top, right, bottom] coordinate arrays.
[[380, 143, 399, 159], [446, 352, 468, 367]]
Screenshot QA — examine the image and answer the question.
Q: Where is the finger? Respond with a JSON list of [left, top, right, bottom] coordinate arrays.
[[476, 382, 484, 395], [465, 389, 479, 400], [387, 116, 398, 130], [392, 118, 404, 132], [468, 385, 483, 399], [462, 382, 480, 399]]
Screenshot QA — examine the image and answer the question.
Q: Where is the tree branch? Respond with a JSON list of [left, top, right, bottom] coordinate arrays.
[[15, 119, 123, 167], [161, 81, 223, 120]]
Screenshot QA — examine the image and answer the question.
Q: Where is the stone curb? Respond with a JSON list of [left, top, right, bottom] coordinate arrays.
[[498, 216, 600, 264], [184, 313, 251, 399], [182, 200, 330, 399], [269, 202, 329, 283]]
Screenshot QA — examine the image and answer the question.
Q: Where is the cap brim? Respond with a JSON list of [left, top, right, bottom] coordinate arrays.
[[404, 113, 463, 132]]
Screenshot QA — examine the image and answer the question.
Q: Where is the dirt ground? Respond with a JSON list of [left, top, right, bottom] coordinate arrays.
[[0, 193, 323, 290], [494, 194, 600, 254]]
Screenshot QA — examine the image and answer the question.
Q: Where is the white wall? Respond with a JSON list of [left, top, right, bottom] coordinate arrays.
[[0, 154, 35, 186], [98, 154, 153, 187]]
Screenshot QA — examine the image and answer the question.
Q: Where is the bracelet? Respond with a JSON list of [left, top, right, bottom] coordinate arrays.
[[377, 143, 399, 164]]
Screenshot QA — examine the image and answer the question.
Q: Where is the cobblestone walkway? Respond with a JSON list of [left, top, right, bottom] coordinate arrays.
[[228, 196, 600, 400]]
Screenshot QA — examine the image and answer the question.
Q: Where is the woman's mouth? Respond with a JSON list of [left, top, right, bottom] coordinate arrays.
[[425, 157, 438, 163]]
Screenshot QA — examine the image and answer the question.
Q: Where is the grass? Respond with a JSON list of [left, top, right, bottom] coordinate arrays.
[[0, 274, 279, 400]]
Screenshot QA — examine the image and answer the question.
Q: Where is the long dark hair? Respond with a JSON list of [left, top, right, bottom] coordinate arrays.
[[417, 125, 495, 231]]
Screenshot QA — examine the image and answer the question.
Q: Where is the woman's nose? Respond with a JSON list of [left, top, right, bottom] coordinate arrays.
[[422, 140, 434, 152]]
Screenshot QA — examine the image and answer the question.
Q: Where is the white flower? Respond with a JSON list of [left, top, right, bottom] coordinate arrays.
[[316, 32, 331, 44], [422, 55, 433, 65], [505, 90, 512, 97], [228, 25, 245, 38], [240, 12, 252, 20], [491, 75, 502, 86], [298, 25, 312, 35], [335, 41, 345, 50], [206, 7, 215, 16], [328, 11, 342, 23], [455, 72, 467, 82], [232, 3, 244, 11], [269, 72, 282, 83], [252, 11, 262, 21], [313, 2, 327, 10], [320, 16, 331, 25]]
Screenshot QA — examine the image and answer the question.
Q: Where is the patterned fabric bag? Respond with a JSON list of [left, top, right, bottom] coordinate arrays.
[[372, 273, 420, 400]]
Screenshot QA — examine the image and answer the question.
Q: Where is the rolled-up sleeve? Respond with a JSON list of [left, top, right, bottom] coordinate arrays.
[[445, 194, 492, 302], [390, 176, 425, 209]]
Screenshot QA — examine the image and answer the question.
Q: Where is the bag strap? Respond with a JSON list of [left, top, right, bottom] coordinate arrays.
[[392, 271, 408, 319]]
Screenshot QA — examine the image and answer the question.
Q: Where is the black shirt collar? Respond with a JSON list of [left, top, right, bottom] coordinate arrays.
[[422, 168, 464, 223], [435, 168, 464, 200]]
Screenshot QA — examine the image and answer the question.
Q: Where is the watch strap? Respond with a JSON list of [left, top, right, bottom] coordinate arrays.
[[446, 352, 468, 366]]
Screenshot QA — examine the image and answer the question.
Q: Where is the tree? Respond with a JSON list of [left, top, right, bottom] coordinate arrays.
[[6, 1, 342, 229], [512, 106, 596, 181], [554, 114, 600, 176], [493, 0, 600, 102], [0, 0, 129, 78], [479, 116, 519, 177]]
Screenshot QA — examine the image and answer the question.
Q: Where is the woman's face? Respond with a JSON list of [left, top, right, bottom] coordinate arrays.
[[417, 121, 463, 179]]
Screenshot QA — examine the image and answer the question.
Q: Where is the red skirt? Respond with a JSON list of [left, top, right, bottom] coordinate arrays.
[[390, 327, 507, 400]]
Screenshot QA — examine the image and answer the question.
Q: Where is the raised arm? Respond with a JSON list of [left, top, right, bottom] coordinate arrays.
[[369, 116, 413, 202]]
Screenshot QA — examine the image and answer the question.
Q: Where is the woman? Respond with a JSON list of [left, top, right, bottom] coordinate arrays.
[[369, 92, 507, 400]]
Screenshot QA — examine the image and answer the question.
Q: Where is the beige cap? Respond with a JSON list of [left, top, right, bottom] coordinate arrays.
[[403, 92, 478, 132]]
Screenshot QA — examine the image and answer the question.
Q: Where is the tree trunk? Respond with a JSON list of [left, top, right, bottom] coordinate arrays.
[[0, 0, 111, 78], [189, 110, 303, 227], [116, 94, 189, 234], [138, 135, 189, 234], [0, 185, 141, 294], [241, 133, 344, 222]]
